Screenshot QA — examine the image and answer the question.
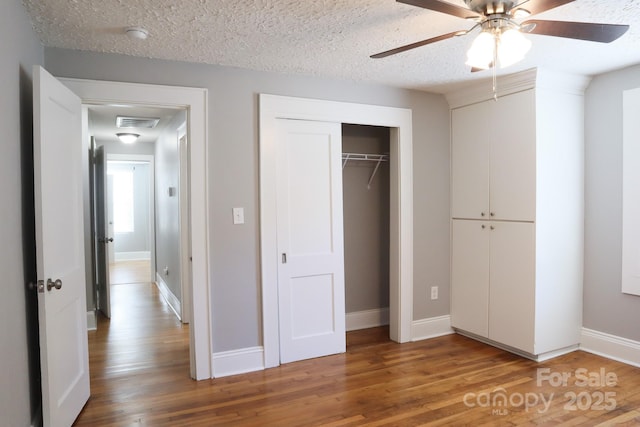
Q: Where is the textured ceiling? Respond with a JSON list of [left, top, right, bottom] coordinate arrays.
[[21, 0, 640, 93]]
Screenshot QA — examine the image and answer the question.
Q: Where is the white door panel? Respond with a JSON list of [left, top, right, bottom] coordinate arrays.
[[489, 221, 536, 353], [33, 66, 90, 427], [276, 119, 345, 364], [451, 102, 490, 220], [450, 220, 490, 337], [490, 90, 536, 221]]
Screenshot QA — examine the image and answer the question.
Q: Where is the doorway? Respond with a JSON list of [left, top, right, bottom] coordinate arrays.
[[89, 104, 188, 324], [61, 77, 211, 379], [342, 124, 391, 337], [107, 158, 153, 286], [259, 94, 414, 368]]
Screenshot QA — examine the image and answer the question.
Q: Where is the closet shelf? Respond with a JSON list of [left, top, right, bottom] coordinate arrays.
[[342, 152, 389, 189]]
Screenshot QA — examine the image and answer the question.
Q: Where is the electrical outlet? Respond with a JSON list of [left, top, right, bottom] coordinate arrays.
[[430, 286, 438, 300]]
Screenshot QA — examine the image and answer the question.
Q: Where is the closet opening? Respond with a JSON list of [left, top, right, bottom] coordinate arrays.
[[342, 124, 391, 346]]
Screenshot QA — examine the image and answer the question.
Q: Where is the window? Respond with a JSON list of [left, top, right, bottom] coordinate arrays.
[[109, 168, 135, 233], [622, 87, 640, 296]]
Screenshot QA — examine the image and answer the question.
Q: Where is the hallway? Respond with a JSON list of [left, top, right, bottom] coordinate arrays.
[[76, 280, 190, 425]]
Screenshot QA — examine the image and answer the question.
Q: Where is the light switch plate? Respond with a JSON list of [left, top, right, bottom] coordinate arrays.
[[232, 207, 244, 225]]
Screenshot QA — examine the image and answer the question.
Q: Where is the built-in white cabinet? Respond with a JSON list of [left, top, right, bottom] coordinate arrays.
[[452, 219, 535, 352], [449, 69, 588, 360], [451, 89, 536, 222]]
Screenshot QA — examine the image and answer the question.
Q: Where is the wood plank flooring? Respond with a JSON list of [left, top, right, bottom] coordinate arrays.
[[76, 282, 640, 426], [109, 260, 152, 285]]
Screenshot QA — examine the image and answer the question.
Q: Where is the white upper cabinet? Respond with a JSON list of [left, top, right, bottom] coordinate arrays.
[[489, 91, 536, 221], [451, 101, 490, 220], [452, 90, 536, 222]]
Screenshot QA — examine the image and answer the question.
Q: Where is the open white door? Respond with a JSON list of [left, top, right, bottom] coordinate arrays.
[[94, 146, 112, 318], [276, 119, 345, 364], [33, 66, 90, 426]]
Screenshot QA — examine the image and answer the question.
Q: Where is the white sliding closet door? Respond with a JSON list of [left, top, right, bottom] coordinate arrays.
[[276, 119, 346, 364]]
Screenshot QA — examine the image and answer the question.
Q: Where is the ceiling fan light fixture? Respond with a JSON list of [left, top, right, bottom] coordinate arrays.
[[465, 30, 495, 69], [498, 28, 531, 67], [125, 26, 148, 40], [116, 132, 140, 144]]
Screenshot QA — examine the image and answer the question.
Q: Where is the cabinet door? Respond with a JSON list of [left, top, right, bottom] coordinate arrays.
[[489, 90, 536, 221], [451, 102, 490, 220], [488, 221, 535, 353], [451, 220, 490, 337]]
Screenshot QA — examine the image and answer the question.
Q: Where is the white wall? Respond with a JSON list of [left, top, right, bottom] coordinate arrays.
[[43, 48, 451, 353], [584, 63, 640, 341], [0, 0, 44, 425]]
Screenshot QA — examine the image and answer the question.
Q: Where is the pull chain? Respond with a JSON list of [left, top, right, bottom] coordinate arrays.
[[492, 31, 499, 101]]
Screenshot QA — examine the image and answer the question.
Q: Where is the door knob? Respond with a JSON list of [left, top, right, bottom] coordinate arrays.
[[47, 278, 62, 291]]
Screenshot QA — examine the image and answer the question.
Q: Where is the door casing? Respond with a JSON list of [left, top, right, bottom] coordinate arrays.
[[61, 77, 212, 380], [259, 94, 414, 368]]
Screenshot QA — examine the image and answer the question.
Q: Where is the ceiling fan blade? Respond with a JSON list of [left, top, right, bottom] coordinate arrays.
[[371, 31, 460, 59], [397, 0, 479, 19], [523, 20, 630, 43], [515, 0, 575, 16], [471, 65, 491, 72]]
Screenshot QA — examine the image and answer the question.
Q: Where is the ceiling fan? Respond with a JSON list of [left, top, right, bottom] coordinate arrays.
[[371, 0, 629, 70]]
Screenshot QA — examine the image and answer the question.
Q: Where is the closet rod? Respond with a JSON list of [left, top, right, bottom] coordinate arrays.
[[341, 152, 389, 168], [342, 152, 389, 189]]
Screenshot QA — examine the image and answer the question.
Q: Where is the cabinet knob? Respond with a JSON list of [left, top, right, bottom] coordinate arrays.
[[490, 212, 495, 217], [481, 212, 485, 217], [490, 225, 495, 230], [481, 224, 486, 229]]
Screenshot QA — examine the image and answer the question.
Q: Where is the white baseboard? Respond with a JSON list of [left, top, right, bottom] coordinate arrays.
[[155, 273, 182, 321], [212, 346, 265, 378], [346, 307, 389, 331], [580, 328, 640, 368], [115, 251, 151, 261], [86, 310, 97, 331], [411, 315, 454, 341]]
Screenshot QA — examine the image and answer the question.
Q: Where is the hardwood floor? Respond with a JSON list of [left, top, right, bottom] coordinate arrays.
[[109, 260, 152, 285], [77, 284, 640, 426]]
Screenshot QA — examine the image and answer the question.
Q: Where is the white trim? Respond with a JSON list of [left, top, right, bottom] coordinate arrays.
[[346, 308, 389, 331], [622, 87, 640, 296], [212, 347, 265, 378], [455, 329, 577, 362], [155, 273, 182, 321], [259, 94, 414, 369], [580, 328, 640, 368], [86, 310, 97, 331], [114, 251, 150, 261], [106, 154, 153, 162], [59, 77, 212, 380], [445, 68, 591, 109], [411, 315, 454, 341], [178, 129, 192, 324]]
